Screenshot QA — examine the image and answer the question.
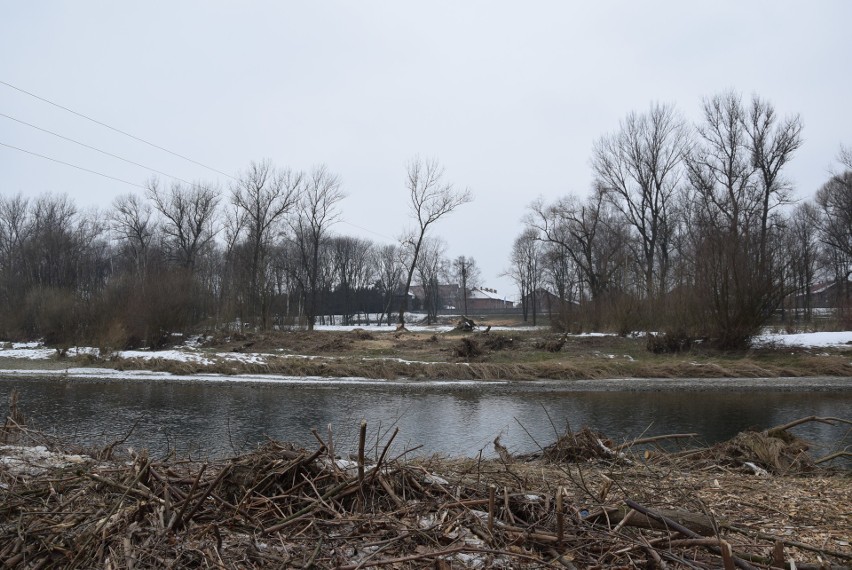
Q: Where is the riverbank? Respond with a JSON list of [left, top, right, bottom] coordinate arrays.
[[1, 327, 852, 383], [1, 366, 851, 392], [2, 416, 850, 569]]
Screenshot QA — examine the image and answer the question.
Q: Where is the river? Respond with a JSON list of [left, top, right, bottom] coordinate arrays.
[[1, 377, 849, 463]]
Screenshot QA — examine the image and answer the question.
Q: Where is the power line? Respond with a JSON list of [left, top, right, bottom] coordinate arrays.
[[4, 137, 406, 243], [0, 141, 147, 190], [0, 79, 237, 181], [0, 112, 193, 185], [339, 219, 398, 242]]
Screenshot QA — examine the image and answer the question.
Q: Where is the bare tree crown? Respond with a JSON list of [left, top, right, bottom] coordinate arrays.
[[407, 157, 472, 232]]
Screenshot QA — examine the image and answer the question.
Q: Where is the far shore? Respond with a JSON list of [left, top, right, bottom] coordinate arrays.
[[2, 327, 851, 386], [1, 367, 849, 392]]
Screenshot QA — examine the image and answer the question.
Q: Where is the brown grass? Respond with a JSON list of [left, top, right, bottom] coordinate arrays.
[[28, 329, 850, 380]]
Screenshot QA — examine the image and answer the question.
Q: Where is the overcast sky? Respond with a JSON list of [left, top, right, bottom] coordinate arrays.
[[2, 2, 850, 299]]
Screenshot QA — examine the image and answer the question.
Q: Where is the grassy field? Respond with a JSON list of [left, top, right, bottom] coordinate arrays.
[[37, 324, 849, 380]]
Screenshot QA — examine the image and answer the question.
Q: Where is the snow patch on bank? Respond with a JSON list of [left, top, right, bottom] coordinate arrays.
[[755, 331, 852, 347], [118, 349, 214, 365], [0, 347, 55, 359], [3, 367, 505, 387], [0, 445, 90, 478]]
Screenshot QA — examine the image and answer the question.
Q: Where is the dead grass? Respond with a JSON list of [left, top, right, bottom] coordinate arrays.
[[7, 329, 843, 381]]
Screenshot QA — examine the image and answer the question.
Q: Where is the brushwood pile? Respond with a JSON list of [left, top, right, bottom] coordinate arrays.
[[1, 415, 850, 569]]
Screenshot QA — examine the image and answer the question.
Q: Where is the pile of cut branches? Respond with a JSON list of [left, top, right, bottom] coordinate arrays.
[[1, 413, 850, 568]]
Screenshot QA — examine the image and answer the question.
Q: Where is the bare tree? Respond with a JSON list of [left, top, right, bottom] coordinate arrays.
[[451, 255, 481, 315], [25, 193, 80, 289], [785, 202, 820, 322], [816, 166, 852, 262], [685, 91, 802, 348], [375, 244, 405, 325], [815, 151, 852, 307], [840, 145, 852, 170], [0, 194, 30, 309], [744, 94, 804, 265], [687, 92, 757, 234], [415, 237, 448, 324], [109, 193, 155, 275], [593, 102, 689, 299], [146, 179, 220, 270], [231, 160, 301, 329], [268, 240, 301, 325], [398, 157, 472, 327], [6, 194, 111, 345], [291, 165, 345, 330], [540, 239, 580, 328], [507, 228, 541, 324], [528, 190, 625, 307], [330, 236, 375, 325]]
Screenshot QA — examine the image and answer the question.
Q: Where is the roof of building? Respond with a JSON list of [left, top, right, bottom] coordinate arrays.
[[469, 287, 508, 301], [794, 278, 852, 297]]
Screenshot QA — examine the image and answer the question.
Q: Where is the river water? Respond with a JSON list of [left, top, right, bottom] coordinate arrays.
[[1, 377, 849, 463]]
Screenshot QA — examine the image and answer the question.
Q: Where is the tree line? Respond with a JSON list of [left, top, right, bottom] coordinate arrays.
[[0, 157, 474, 348], [508, 91, 851, 348]]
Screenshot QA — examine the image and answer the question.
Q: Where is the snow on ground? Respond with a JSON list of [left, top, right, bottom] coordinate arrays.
[[3, 367, 502, 387], [215, 352, 268, 365], [118, 349, 214, 365], [755, 330, 852, 347], [314, 323, 456, 333], [0, 346, 55, 359], [312, 324, 551, 333], [0, 445, 90, 478], [0, 330, 849, 369]]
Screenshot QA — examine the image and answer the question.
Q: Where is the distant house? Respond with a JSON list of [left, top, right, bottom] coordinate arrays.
[[408, 284, 461, 310], [521, 289, 578, 315], [793, 279, 851, 309], [467, 287, 514, 311], [406, 284, 514, 312]]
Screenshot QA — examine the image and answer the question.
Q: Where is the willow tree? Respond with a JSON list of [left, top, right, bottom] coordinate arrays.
[[685, 91, 802, 348]]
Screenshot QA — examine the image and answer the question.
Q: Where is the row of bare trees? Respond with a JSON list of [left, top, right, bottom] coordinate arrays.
[[510, 91, 850, 348], [0, 158, 474, 347]]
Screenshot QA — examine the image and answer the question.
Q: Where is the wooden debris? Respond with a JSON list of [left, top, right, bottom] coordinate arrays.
[[0, 417, 849, 569]]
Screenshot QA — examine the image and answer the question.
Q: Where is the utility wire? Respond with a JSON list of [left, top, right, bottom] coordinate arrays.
[[0, 141, 147, 189], [4, 136, 401, 240], [339, 219, 398, 242], [0, 79, 237, 181], [0, 112, 193, 185], [2, 81, 400, 240]]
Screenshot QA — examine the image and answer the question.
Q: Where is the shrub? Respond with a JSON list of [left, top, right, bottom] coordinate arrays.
[[535, 334, 567, 353], [483, 334, 513, 351], [646, 331, 695, 354], [453, 337, 482, 359]]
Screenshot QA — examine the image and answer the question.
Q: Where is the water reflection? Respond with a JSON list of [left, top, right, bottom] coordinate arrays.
[[1, 379, 848, 462]]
